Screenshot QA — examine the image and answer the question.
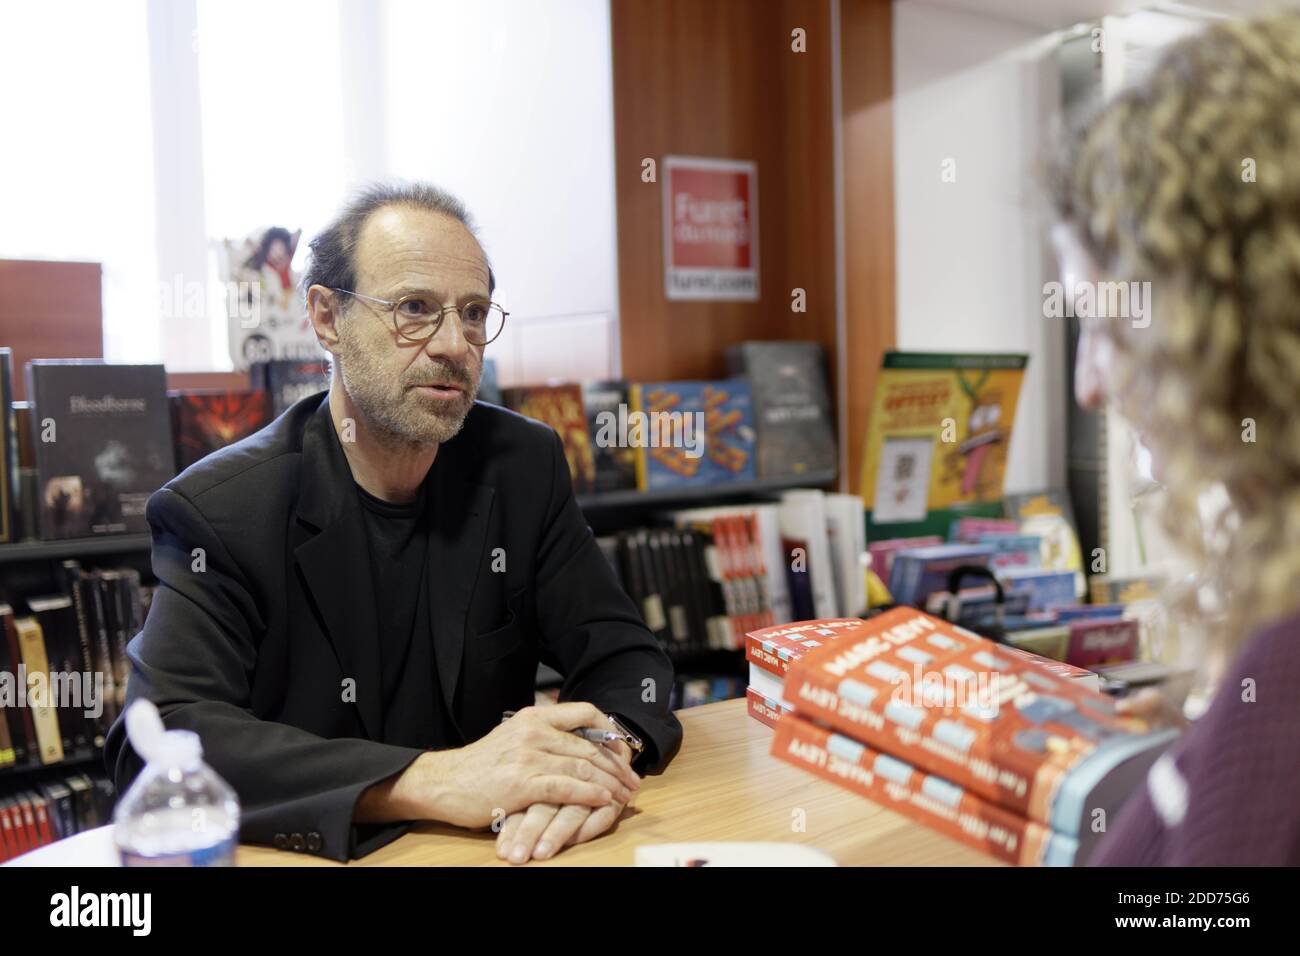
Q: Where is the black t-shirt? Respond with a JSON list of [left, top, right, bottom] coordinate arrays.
[[356, 481, 453, 749]]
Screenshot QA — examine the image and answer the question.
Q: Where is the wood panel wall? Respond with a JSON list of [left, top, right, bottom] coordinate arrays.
[[610, 0, 894, 492], [0, 259, 104, 401]]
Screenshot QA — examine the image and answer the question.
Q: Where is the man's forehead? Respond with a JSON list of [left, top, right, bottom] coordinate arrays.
[[355, 206, 490, 288]]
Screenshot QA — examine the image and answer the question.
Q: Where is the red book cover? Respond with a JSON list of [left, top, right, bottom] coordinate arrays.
[[169, 389, 273, 470], [1066, 618, 1139, 668], [0, 802, 17, 861], [746, 687, 792, 728], [781, 607, 1175, 839], [13, 795, 35, 854], [772, 713, 1073, 866], [745, 618, 866, 679]]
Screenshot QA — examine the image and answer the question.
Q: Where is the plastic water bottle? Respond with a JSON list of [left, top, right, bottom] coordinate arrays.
[[113, 699, 241, 866]]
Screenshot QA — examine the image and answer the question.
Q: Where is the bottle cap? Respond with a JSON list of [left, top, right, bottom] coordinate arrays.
[[124, 699, 203, 765]]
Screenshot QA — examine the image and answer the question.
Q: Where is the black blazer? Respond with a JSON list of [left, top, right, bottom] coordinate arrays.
[[105, 391, 682, 861]]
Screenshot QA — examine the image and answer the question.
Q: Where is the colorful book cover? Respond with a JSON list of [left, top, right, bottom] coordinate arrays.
[[629, 381, 712, 490], [887, 543, 995, 609], [1000, 567, 1078, 614], [26, 361, 175, 539], [248, 359, 329, 417], [861, 353, 1028, 524], [949, 516, 1019, 542], [220, 225, 319, 371], [702, 379, 757, 483], [1055, 604, 1125, 622], [780, 608, 1176, 849], [1088, 573, 1163, 605], [503, 383, 596, 493], [866, 535, 943, 586], [1005, 625, 1070, 662], [977, 534, 1042, 572], [169, 389, 274, 470], [582, 380, 637, 493], [1066, 617, 1139, 668], [1003, 489, 1085, 598], [725, 340, 836, 479], [772, 713, 1077, 866]]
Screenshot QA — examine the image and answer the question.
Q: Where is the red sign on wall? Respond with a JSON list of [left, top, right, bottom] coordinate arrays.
[[662, 156, 759, 301]]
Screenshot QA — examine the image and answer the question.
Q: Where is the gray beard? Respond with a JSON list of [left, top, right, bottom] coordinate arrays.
[[334, 340, 479, 449]]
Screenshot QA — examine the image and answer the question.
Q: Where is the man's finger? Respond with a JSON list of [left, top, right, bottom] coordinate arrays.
[[533, 805, 591, 860], [532, 701, 610, 733], [504, 803, 559, 865], [521, 774, 614, 809], [530, 753, 634, 805], [572, 801, 625, 845], [535, 730, 641, 791], [495, 811, 525, 858]]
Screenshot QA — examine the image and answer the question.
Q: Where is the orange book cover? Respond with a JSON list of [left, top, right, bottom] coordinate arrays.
[[772, 713, 1076, 866], [745, 618, 865, 680], [746, 687, 791, 728], [781, 607, 1176, 845], [502, 384, 596, 493]]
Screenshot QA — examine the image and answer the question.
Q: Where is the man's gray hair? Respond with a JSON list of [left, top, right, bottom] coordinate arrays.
[[301, 181, 495, 305]]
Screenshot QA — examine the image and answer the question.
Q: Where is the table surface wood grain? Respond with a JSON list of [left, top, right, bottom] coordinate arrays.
[[235, 697, 1001, 867]]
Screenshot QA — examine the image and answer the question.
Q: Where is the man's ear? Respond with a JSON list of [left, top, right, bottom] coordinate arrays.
[[305, 284, 342, 356]]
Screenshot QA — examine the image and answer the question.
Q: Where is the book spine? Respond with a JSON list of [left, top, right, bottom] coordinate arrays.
[[13, 618, 65, 765], [2, 610, 38, 764], [772, 715, 1073, 866], [745, 687, 787, 728]]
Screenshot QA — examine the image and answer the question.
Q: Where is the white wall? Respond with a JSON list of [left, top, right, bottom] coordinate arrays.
[[892, 1, 1068, 494], [382, 0, 620, 385]]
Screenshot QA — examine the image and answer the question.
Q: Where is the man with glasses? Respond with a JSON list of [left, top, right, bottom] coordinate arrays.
[[107, 182, 682, 864]]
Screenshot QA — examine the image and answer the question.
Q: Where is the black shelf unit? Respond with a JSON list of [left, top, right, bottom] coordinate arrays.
[[0, 748, 101, 779], [576, 470, 837, 536], [0, 534, 152, 565]]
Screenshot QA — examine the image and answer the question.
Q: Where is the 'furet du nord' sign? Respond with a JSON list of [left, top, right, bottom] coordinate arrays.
[[661, 156, 759, 301]]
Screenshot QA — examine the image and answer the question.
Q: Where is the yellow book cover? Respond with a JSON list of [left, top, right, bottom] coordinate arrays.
[[15, 616, 65, 765], [860, 352, 1028, 523]]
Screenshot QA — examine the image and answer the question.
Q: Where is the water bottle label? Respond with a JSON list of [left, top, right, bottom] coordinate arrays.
[[119, 835, 237, 867]]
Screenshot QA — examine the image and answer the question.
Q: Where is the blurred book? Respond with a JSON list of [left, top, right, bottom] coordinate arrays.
[[249, 359, 329, 416], [582, 380, 637, 492], [503, 383, 595, 493], [725, 340, 835, 479], [26, 361, 174, 539], [169, 389, 273, 470], [1004, 489, 1085, 599]]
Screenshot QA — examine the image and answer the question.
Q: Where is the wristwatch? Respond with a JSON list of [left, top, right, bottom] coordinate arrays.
[[605, 713, 644, 760]]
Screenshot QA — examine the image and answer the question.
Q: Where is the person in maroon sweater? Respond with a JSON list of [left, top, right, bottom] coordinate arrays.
[[1051, 13, 1300, 866]]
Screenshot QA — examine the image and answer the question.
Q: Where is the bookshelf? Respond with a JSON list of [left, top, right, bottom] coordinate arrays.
[[576, 471, 836, 512], [0, 535, 152, 565]]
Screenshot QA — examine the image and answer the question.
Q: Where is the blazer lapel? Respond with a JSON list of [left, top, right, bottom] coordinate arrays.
[[426, 431, 495, 740], [292, 399, 384, 740]]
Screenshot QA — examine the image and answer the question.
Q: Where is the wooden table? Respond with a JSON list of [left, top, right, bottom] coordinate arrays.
[[8, 699, 999, 867], [238, 697, 998, 866]]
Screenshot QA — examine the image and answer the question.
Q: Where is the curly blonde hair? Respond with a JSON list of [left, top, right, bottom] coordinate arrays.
[[1053, 13, 1300, 676]]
